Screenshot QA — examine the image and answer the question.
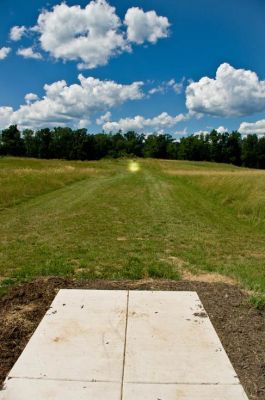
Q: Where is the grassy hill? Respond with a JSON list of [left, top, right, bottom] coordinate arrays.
[[0, 157, 265, 298]]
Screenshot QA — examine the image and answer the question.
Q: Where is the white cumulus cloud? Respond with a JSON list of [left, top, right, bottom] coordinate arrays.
[[149, 78, 184, 95], [17, 47, 43, 60], [175, 127, 188, 136], [0, 47, 11, 60], [36, 0, 126, 69], [239, 120, 265, 136], [194, 126, 229, 135], [216, 126, 228, 133], [18, 1, 169, 69], [96, 111, 112, 125], [0, 75, 143, 130], [148, 86, 165, 95], [168, 78, 185, 94], [25, 93, 39, 104], [102, 112, 187, 133], [0, 107, 14, 128], [124, 7, 170, 44], [10, 26, 26, 41], [186, 63, 265, 117]]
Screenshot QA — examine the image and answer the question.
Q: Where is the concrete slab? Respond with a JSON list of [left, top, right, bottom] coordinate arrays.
[[7, 290, 127, 382], [123, 383, 249, 400], [0, 289, 249, 400], [124, 291, 241, 384], [0, 379, 120, 400]]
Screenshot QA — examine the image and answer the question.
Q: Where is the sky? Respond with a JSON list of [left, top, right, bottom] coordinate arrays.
[[0, 0, 265, 136]]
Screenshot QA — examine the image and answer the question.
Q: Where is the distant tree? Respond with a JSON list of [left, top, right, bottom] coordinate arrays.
[[35, 128, 53, 159], [166, 140, 179, 159], [0, 125, 24, 156], [208, 130, 225, 162], [178, 135, 209, 161], [50, 127, 74, 159], [144, 134, 173, 158], [241, 134, 258, 168], [226, 131, 242, 166], [82, 133, 97, 160], [0, 124, 265, 169], [23, 129, 37, 157], [94, 133, 112, 159], [110, 132, 127, 158], [257, 136, 265, 169], [124, 131, 144, 157]]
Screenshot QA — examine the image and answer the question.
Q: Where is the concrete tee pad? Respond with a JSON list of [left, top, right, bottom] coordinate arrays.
[[0, 290, 249, 400]]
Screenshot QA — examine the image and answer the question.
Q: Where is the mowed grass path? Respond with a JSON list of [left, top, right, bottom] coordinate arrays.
[[0, 157, 265, 294]]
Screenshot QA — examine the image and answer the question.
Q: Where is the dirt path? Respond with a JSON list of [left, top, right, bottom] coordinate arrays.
[[0, 278, 264, 399]]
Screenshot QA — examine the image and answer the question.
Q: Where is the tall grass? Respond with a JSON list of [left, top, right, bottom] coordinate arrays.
[[0, 157, 110, 210], [159, 159, 265, 224]]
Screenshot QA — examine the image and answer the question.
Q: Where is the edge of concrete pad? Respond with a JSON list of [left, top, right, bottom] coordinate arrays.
[[0, 379, 121, 400], [122, 383, 249, 400]]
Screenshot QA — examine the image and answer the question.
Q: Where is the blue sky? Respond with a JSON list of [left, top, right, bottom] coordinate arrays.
[[1, 0, 265, 135]]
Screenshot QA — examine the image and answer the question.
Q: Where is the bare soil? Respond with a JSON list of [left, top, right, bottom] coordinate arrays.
[[0, 278, 264, 399]]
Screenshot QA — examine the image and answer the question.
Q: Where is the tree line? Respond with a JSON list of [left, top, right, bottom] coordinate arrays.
[[0, 125, 265, 169]]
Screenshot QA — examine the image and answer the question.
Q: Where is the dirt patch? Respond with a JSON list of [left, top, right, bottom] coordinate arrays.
[[167, 258, 238, 285], [181, 270, 237, 285], [0, 278, 264, 400]]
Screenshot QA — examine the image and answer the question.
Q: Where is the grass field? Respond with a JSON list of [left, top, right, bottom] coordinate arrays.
[[0, 157, 265, 300]]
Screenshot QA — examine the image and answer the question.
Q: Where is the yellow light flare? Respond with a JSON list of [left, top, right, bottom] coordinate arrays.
[[128, 160, 140, 173]]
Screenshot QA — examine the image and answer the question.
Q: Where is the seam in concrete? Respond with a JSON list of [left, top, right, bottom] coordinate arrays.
[[7, 377, 242, 386], [120, 290, 130, 400], [7, 377, 121, 384], [124, 382, 242, 386]]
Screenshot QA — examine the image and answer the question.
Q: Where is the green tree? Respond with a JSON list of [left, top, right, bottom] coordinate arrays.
[[226, 131, 242, 166], [257, 136, 265, 169], [208, 130, 226, 162], [124, 131, 144, 157], [23, 129, 37, 157], [35, 128, 53, 159], [144, 134, 173, 158], [94, 133, 112, 159], [0, 125, 24, 156], [50, 127, 74, 159], [242, 134, 258, 168]]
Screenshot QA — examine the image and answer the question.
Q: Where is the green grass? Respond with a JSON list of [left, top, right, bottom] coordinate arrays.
[[248, 294, 265, 310], [0, 157, 265, 294]]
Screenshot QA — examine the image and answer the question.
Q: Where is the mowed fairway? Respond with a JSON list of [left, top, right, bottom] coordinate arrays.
[[0, 157, 265, 295]]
